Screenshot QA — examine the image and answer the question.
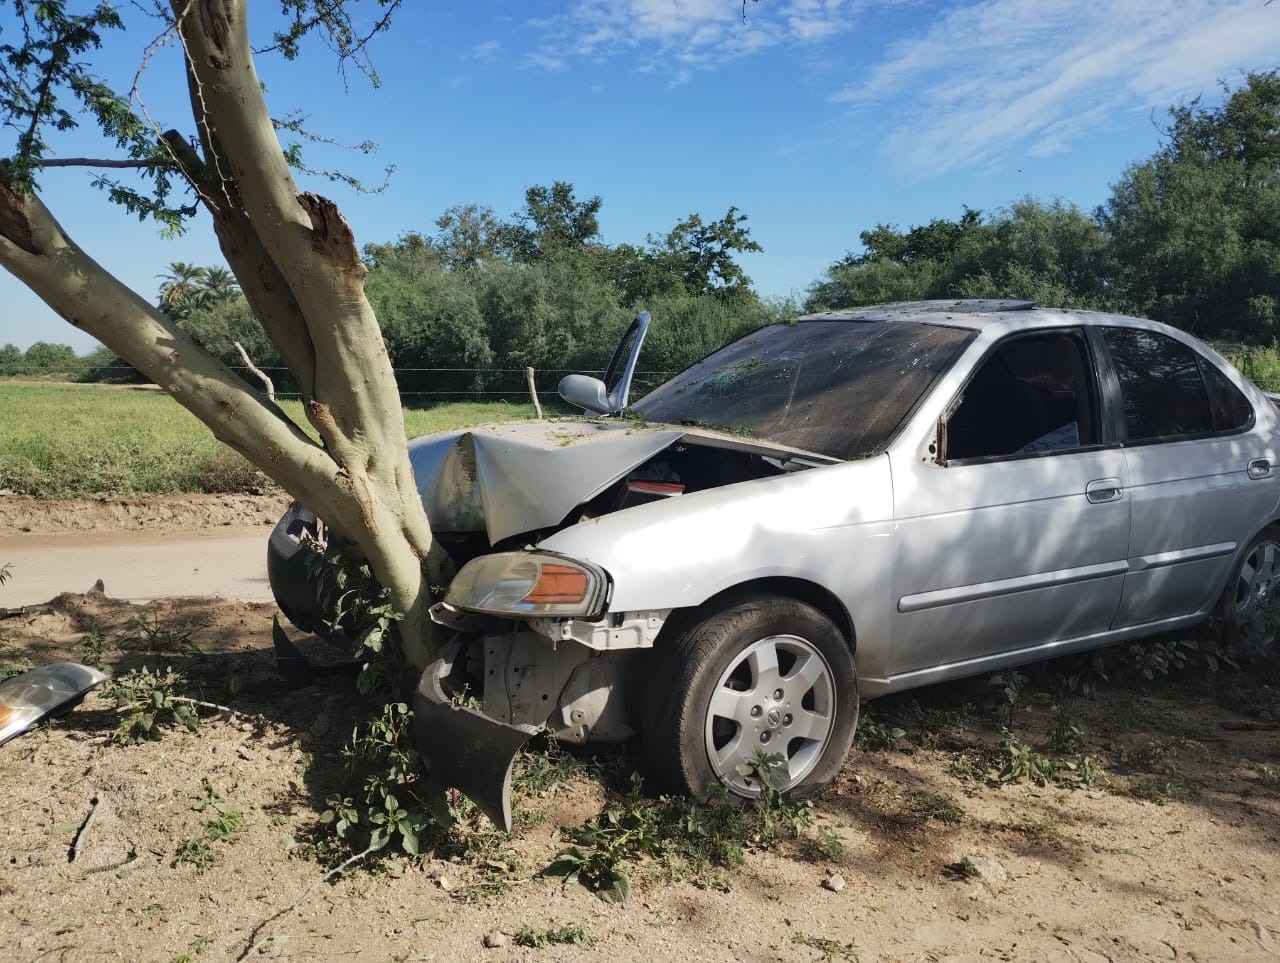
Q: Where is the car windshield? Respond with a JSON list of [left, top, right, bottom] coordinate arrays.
[[632, 320, 973, 460]]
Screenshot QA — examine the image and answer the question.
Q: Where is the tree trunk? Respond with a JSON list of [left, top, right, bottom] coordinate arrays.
[[0, 0, 449, 673]]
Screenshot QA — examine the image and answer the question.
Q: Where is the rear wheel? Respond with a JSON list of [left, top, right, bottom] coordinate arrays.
[[642, 595, 858, 800], [1219, 525, 1280, 654]]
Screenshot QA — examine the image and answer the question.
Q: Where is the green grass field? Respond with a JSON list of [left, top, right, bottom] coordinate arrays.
[[0, 382, 541, 497]]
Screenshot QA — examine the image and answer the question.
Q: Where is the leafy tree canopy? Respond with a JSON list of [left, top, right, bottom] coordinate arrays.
[[1102, 70, 1280, 338], [507, 181, 603, 263]]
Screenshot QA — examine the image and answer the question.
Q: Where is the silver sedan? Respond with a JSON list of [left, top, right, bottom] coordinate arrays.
[[269, 299, 1280, 829]]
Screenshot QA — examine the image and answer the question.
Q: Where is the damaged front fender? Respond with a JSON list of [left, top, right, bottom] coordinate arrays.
[[412, 635, 538, 833]]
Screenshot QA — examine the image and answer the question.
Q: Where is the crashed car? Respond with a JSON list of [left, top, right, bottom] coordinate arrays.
[[270, 300, 1280, 828]]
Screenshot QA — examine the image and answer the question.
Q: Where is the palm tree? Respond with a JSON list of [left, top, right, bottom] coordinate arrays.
[[202, 265, 241, 303], [157, 261, 209, 318]]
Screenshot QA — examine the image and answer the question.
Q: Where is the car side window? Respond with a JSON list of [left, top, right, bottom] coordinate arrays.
[[1198, 356, 1254, 433], [945, 331, 1099, 462], [1101, 328, 1220, 442]]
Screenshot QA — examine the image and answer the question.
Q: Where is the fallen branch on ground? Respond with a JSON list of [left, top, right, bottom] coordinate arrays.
[[237, 844, 377, 960]]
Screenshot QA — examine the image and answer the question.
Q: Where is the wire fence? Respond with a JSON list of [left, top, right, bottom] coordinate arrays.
[[84, 366, 680, 402], [63, 340, 1280, 397], [1208, 341, 1280, 392]]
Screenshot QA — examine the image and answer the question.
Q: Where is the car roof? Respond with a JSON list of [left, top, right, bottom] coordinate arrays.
[[796, 299, 1168, 334]]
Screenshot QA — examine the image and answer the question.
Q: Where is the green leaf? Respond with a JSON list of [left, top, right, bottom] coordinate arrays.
[[399, 825, 419, 856], [601, 872, 630, 904], [544, 852, 585, 878]]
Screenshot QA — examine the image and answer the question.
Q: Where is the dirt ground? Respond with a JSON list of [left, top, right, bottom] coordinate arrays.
[[0, 493, 290, 607], [0, 493, 290, 535], [2, 499, 1280, 962]]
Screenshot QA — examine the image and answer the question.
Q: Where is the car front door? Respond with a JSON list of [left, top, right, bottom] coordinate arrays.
[[887, 328, 1131, 682], [1096, 326, 1280, 627]]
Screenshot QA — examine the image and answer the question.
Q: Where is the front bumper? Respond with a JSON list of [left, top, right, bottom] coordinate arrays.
[[412, 635, 538, 832]]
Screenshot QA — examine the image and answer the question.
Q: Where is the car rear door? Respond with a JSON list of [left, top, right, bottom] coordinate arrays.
[[1095, 325, 1280, 627], [887, 328, 1131, 680]]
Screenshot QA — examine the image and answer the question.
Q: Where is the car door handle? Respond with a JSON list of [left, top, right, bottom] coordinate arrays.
[[1248, 458, 1272, 480], [1085, 478, 1123, 503]]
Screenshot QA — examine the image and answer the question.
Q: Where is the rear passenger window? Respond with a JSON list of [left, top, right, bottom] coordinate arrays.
[[1198, 357, 1254, 432], [1101, 328, 1216, 442]]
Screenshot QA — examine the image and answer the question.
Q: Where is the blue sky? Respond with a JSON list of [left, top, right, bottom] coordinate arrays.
[[3, 0, 1280, 352]]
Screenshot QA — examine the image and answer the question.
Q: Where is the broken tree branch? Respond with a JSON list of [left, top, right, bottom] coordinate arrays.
[[67, 795, 101, 863], [234, 341, 275, 400]]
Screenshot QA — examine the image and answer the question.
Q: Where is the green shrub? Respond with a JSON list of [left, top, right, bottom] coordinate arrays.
[[1231, 343, 1280, 391]]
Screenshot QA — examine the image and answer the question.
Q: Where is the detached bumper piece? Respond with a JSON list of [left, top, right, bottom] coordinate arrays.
[[0, 662, 108, 746], [412, 637, 538, 832], [270, 617, 361, 688]]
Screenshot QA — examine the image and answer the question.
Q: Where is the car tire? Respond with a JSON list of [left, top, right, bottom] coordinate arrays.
[[641, 594, 859, 802], [1218, 524, 1280, 654]]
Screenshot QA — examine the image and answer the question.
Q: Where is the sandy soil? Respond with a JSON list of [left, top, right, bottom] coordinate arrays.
[[1, 529, 272, 607], [0, 492, 287, 608], [2, 498, 1279, 962]]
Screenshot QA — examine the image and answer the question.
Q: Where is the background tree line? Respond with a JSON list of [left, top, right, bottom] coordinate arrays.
[[26, 182, 781, 396], [12, 71, 1280, 393]]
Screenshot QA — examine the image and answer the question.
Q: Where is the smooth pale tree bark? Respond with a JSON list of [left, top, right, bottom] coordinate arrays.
[[0, 0, 449, 672]]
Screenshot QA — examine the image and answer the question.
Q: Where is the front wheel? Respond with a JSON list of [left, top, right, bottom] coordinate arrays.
[[642, 595, 859, 801]]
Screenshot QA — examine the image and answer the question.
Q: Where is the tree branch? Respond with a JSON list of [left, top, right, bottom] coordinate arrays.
[[236, 844, 377, 961], [167, 73, 320, 401], [234, 340, 274, 400], [167, 0, 450, 666], [41, 157, 167, 169], [175, 1, 439, 507], [0, 183, 335, 513]]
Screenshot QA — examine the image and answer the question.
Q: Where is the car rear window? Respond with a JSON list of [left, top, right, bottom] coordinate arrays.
[[1198, 356, 1254, 432], [632, 320, 973, 460]]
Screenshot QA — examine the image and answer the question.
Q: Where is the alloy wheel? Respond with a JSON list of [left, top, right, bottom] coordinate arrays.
[[703, 633, 836, 795]]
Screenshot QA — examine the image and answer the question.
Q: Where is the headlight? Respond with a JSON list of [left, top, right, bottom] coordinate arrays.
[[445, 552, 609, 618]]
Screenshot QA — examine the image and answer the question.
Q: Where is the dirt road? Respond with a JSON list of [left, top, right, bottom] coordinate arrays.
[[1, 527, 271, 606], [0, 492, 284, 607]]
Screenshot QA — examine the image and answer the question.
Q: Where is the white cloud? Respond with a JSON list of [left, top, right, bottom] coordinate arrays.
[[516, 0, 1280, 176], [525, 0, 856, 77], [522, 51, 569, 72], [836, 0, 1280, 174], [471, 40, 502, 63]]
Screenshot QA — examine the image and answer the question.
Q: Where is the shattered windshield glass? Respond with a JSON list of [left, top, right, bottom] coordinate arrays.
[[632, 320, 973, 460]]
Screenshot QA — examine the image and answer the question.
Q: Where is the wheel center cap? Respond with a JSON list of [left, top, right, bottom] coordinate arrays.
[[766, 707, 782, 727]]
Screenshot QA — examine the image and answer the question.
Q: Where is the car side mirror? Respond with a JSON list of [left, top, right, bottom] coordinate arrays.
[[559, 312, 651, 416], [558, 374, 613, 415]]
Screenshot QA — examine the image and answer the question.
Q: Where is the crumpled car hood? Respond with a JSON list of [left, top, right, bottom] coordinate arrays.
[[407, 420, 832, 545]]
